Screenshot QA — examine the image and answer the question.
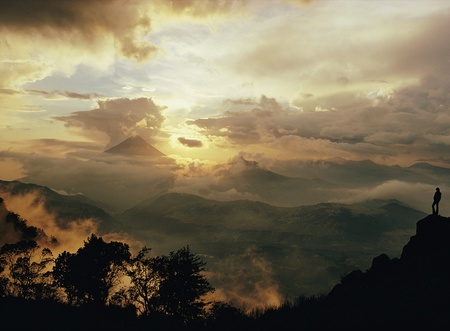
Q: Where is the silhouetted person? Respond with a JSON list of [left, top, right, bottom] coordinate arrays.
[[432, 187, 441, 215]]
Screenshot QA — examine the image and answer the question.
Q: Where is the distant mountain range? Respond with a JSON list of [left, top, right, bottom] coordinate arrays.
[[104, 135, 165, 157], [0, 180, 428, 302]]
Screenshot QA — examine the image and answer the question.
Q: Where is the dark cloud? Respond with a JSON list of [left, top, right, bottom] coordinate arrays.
[[190, 95, 288, 145], [224, 98, 256, 106], [27, 89, 102, 100], [0, 0, 251, 64], [190, 95, 345, 145], [0, 0, 155, 62], [55, 98, 166, 147], [188, 69, 450, 164], [0, 89, 19, 95], [177, 137, 203, 148]]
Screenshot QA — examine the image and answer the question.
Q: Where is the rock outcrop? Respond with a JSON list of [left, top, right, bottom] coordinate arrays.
[[327, 214, 450, 330]]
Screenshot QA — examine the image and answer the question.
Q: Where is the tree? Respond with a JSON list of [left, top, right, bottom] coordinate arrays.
[[121, 247, 159, 316], [149, 246, 214, 323], [0, 240, 54, 300], [53, 234, 131, 306]]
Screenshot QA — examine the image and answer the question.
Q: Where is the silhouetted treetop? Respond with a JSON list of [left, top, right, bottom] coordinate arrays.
[[0, 240, 54, 300], [53, 234, 131, 305]]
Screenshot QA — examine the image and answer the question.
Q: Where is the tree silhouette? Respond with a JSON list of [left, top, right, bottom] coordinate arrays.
[[120, 246, 158, 316], [53, 234, 131, 306], [0, 240, 54, 300], [149, 246, 213, 323]]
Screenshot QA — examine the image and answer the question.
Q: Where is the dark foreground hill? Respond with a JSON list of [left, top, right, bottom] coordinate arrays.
[[322, 214, 450, 330], [249, 214, 450, 331]]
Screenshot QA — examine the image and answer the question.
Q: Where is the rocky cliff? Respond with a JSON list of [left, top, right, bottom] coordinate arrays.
[[327, 214, 450, 330]]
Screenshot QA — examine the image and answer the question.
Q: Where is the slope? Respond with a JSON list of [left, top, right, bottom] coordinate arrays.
[[0, 180, 121, 233]]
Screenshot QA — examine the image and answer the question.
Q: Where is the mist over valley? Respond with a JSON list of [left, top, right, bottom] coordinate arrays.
[[0, 175, 427, 308]]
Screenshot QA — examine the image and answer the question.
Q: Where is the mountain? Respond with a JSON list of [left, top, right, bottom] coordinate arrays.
[[104, 135, 165, 157], [118, 192, 426, 299], [0, 180, 121, 233], [213, 157, 337, 207]]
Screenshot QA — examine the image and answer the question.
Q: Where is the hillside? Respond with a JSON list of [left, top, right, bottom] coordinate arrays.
[[0, 180, 121, 233], [119, 192, 426, 299]]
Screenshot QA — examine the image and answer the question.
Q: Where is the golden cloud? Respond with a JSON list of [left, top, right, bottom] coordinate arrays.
[[55, 98, 166, 147]]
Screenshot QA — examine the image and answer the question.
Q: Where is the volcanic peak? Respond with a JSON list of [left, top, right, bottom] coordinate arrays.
[[104, 135, 164, 157]]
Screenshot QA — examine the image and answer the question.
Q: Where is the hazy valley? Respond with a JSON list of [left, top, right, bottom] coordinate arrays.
[[0, 178, 426, 308]]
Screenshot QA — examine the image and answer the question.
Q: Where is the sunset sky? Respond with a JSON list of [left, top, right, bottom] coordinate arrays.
[[1, 0, 450, 212]]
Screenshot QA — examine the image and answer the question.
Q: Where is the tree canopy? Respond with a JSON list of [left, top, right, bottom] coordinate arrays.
[[53, 234, 131, 305], [0, 240, 54, 300]]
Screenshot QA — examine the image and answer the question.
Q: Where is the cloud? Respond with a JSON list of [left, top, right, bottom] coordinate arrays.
[[0, 191, 98, 255], [188, 76, 450, 165], [55, 98, 166, 147], [0, 0, 249, 89], [334, 180, 449, 215], [11, 139, 104, 156], [0, 0, 155, 62], [0, 59, 54, 89], [189, 95, 287, 146], [0, 197, 55, 247], [0, 89, 19, 96], [279, 0, 319, 5], [26, 89, 102, 100], [177, 137, 203, 148], [205, 246, 283, 312], [162, 0, 243, 16]]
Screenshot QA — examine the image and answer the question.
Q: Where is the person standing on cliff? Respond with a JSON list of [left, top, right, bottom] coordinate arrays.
[[432, 187, 441, 215]]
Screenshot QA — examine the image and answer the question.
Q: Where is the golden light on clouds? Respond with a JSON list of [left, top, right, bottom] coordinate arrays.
[[1, 0, 450, 188]]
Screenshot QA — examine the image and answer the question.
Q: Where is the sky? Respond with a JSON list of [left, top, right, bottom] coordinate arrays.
[[1, 0, 450, 212]]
